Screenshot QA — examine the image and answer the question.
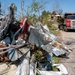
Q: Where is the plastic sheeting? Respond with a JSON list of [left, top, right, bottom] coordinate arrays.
[[30, 65, 35, 75], [41, 43, 52, 53], [29, 22, 70, 56], [16, 49, 30, 75], [39, 71, 62, 75], [29, 22, 53, 47], [30, 64, 68, 75], [16, 58, 29, 75], [52, 47, 68, 56], [29, 28, 51, 46], [8, 48, 18, 61], [38, 64, 68, 75], [34, 22, 60, 42]]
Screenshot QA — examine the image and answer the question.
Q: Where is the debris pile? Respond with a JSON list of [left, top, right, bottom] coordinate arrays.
[[0, 3, 70, 75], [29, 22, 69, 75], [0, 18, 70, 75]]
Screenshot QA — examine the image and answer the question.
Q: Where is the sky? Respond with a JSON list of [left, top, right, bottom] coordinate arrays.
[[0, 0, 75, 15]]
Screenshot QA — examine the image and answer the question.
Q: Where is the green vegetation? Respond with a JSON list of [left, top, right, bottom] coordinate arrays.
[[52, 56, 61, 71], [50, 29, 59, 36], [52, 66, 58, 71], [36, 73, 40, 75], [47, 21, 59, 35], [53, 56, 61, 64], [34, 50, 43, 61]]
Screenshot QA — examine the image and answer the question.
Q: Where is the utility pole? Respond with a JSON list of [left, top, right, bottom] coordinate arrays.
[[21, 0, 24, 18]]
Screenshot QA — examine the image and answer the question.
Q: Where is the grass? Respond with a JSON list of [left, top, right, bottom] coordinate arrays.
[[52, 56, 61, 71], [53, 56, 61, 64], [50, 29, 59, 35], [47, 21, 60, 35], [36, 73, 40, 75], [52, 66, 58, 71]]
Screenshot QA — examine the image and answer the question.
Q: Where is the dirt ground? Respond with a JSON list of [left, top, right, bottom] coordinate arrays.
[[60, 30, 75, 75]]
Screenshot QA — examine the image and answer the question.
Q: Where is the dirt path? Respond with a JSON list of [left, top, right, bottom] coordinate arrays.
[[60, 31, 75, 75]]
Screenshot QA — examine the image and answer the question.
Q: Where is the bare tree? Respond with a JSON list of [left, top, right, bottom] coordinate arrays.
[[52, 0, 63, 14], [25, 0, 49, 18]]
